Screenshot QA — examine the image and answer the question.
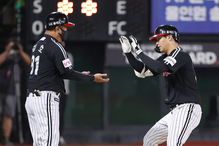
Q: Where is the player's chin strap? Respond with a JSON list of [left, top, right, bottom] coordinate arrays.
[[134, 65, 153, 78]]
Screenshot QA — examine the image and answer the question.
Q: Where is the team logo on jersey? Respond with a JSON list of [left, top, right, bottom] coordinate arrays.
[[164, 56, 177, 66], [38, 45, 44, 53], [62, 58, 72, 68], [163, 72, 171, 77], [32, 45, 36, 52]]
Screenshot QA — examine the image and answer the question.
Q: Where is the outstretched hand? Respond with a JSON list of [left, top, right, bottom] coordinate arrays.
[[94, 73, 109, 83]]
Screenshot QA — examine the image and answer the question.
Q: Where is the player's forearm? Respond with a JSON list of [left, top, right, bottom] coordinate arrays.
[[62, 70, 94, 81], [138, 52, 168, 73], [125, 52, 145, 72]]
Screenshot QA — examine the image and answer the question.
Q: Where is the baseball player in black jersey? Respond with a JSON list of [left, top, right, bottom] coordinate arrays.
[[25, 12, 109, 146], [119, 25, 202, 146]]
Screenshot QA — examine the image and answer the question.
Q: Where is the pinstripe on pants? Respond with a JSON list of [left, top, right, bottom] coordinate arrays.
[[143, 103, 202, 146], [25, 91, 60, 146]]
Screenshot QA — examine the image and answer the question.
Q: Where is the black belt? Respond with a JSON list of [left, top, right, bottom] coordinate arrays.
[[27, 90, 61, 98]]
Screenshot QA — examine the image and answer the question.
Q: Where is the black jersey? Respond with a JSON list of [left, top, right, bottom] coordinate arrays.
[[28, 34, 94, 94], [156, 47, 201, 107], [125, 47, 201, 107]]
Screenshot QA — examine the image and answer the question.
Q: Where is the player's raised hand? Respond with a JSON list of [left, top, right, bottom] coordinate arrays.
[[129, 35, 143, 55], [119, 36, 131, 53], [94, 73, 109, 83]]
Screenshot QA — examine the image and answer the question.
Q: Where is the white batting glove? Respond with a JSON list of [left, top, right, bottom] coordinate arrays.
[[119, 36, 131, 53], [129, 35, 142, 55]]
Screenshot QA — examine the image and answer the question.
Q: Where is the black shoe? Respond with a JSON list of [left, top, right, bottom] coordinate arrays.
[[2, 137, 13, 145]]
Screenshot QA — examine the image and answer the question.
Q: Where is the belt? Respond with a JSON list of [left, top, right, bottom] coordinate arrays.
[[27, 90, 61, 98], [170, 103, 199, 111]]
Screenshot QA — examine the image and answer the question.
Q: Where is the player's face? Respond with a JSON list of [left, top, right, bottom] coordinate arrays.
[[57, 26, 68, 42], [156, 35, 169, 53], [60, 26, 67, 31]]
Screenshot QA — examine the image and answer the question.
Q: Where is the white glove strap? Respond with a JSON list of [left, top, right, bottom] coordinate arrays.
[[136, 49, 142, 55]]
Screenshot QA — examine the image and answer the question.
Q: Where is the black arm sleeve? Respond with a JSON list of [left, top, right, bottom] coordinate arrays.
[[62, 69, 94, 81], [138, 52, 169, 74], [125, 52, 146, 72]]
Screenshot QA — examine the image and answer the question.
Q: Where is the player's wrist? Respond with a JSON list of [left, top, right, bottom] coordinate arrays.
[[135, 49, 142, 55]]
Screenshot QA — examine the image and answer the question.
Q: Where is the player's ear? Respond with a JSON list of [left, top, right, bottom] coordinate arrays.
[[167, 34, 173, 41], [55, 26, 60, 32]]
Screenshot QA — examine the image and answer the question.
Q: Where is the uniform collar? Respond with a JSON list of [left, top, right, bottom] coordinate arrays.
[[44, 34, 59, 42], [169, 47, 181, 56]]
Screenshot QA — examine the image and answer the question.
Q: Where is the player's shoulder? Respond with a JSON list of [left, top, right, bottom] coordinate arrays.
[[171, 47, 189, 58], [41, 35, 64, 50], [35, 35, 50, 47], [33, 35, 61, 54]]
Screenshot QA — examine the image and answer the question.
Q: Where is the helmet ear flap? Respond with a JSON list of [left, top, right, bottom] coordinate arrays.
[[170, 34, 180, 42], [154, 45, 161, 53], [176, 33, 180, 42]]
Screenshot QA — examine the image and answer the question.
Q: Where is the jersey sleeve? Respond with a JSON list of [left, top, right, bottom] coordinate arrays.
[[125, 52, 145, 72], [163, 48, 189, 73], [137, 52, 169, 75]]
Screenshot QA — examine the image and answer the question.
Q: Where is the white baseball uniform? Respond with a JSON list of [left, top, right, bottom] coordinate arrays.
[[143, 103, 202, 146], [25, 91, 60, 146]]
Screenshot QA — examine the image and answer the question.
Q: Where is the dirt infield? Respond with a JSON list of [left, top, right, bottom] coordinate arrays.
[[63, 141, 219, 146], [159, 141, 219, 146], [63, 142, 219, 146], [3, 141, 219, 146], [56, 141, 219, 146]]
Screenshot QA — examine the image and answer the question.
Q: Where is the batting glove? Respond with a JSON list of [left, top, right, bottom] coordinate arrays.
[[119, 36, 131, 53], [129, 35, 142, 55]]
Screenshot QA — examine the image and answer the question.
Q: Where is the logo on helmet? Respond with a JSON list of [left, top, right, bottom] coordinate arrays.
[[45, 12, 75, 30], [149, 25, 180, 42]]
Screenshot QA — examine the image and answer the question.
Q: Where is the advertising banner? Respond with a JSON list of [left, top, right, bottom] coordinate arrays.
[[105, 43, 219, 67], [151, 0, 219, 34]]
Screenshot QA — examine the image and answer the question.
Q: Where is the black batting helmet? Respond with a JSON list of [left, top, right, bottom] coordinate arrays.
[[45, 12, 75, 30], [149, 25, 179, 42]]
